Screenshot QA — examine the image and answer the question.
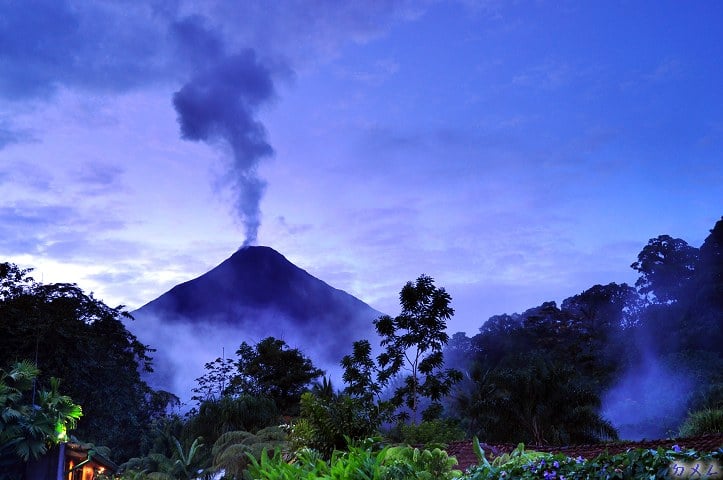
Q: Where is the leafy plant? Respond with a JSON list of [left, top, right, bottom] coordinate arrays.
[[374, 275, 463, 424], [211, 426, 288, 479], [249, 440, 462, 480], [120, 436, 210, 480], [679, 408, 723, 436], [291, 392, 379, 457], [464, 444, 723, 480], [0, 361, 82, 478], [395, 419, 466, 447]]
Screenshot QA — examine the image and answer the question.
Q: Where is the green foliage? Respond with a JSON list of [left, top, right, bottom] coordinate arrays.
[[385, 446, 462, 480], [205, 337, 325, 416], [456, 353, 617, 445], [292, 392, 379, 457], [0, 362, 82, 461], [465, 444, 723, 480], [184, 395, 280, 445], [121, 435, 210, 480], [0, 262, 173, 461], [192, 356, 236, 404], [373, 275, 462, 424], [679, 408, 723, 436], [248, 441, 462, 480], [395, 419, 466, 447], [342, 340, 383, 405], [211, 426, 288, 479]]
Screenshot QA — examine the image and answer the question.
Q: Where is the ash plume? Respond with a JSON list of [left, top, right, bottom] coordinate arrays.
[[172, 23, 277, 246]]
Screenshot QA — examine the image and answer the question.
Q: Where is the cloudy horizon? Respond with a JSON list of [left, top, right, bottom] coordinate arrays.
[[1, 0, 721, 335]]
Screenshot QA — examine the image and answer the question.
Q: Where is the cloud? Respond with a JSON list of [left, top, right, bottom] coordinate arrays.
[[0, 118, 36, 150], [75, 162, 126, 193], [0, 202, 127, 258], [276, 216, 312, 236], [511, 59, 572, 89], [1, 1, 428, 250], [0, 0, 173, 101]]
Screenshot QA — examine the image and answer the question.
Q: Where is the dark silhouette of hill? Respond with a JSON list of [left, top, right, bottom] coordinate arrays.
[[130, 246, 382, 400]]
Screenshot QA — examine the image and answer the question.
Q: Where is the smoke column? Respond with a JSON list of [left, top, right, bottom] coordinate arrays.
[[173, 47, 275, 246]]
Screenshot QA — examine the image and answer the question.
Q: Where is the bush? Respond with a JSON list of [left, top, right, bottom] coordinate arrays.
[[248, 441, 462, 480], [679, 408, 723, 436], [211, 426, 288, 479], [291, 392, 379, 457], [392, 419, 466, 447], [464, 441, 723, 479]]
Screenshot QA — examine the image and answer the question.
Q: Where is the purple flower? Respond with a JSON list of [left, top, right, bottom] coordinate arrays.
[[672, 444, 681, 452], [553, 460, 560, 469]]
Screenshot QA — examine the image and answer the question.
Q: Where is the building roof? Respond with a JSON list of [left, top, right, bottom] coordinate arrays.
[[65, 442, 119, 473]]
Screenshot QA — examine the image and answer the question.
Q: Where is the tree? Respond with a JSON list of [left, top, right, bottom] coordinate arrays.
[[0, 262, 172, 461], [0, 361, 82, 478], [631, 235, 700, 304], [191, 357, 236, 405], [686, 217, 723, 352], [341, 340, 382, 406], [227, 337, 324, 415], [456, 353, 618, 445], [183, 395, 279, 445], [560, 283, 639, 385], [374, 275, 462, 424]]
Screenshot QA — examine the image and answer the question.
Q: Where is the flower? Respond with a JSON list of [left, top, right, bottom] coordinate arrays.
[[672, 444, 681, 452], [553, 460, 560, 469]]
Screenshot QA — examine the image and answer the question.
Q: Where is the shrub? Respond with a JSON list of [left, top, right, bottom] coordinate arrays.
[[679, 408, 723, 436], [464, 441, 723, 480], [248, 441, 462, 480], [291, 392, 379, 457], [401, 419, 466, 447], [211, 426, 288, 479]]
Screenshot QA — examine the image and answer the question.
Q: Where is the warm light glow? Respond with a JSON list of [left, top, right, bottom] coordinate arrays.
[[67, 460, 74, 480]]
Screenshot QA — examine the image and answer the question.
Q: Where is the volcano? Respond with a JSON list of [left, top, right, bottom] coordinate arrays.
[[129, 246, 381, 401]]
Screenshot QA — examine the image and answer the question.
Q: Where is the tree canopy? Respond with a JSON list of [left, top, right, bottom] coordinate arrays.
[[0, 263, 170, 461]]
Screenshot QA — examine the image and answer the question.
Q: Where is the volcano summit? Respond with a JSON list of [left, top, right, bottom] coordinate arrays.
[[129, 246, 381, 402]]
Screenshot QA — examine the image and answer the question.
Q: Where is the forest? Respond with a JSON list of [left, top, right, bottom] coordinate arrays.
[[1, 217, 721, 479]]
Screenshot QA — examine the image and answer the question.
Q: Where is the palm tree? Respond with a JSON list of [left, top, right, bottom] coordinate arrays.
[[458, 353, 618, 445], [0, 361, 83, 457], [0, 361, 82, 477]]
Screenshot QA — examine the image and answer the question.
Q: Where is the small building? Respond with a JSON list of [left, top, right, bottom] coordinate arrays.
[[25, 442, 118, 480]]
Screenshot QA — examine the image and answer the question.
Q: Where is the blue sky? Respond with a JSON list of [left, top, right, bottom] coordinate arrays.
[[1, 0, 721, 335]]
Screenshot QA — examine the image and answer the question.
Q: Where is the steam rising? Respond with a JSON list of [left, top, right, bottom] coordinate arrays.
[[602, 352, 692, 440], [172, 19, 278, 246]]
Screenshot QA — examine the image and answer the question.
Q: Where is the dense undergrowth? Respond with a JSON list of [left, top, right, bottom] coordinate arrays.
[[244, 439, 723, 480]]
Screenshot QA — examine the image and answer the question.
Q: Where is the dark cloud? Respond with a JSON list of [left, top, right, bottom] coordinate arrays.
[[170, 14, 225, 69]]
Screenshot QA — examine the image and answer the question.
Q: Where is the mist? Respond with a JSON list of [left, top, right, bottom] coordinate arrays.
[[128, 309, 375, 407], [602, 351, 693, 440]]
